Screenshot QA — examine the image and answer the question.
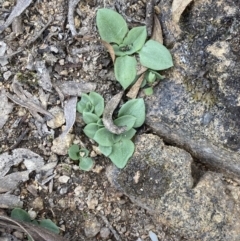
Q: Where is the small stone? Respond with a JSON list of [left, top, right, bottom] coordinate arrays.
[[3, 71, 12, 80], [59, 186, 69, 195], [13, 231, 24, 239], [51, 133, 74, 155], [50, 46, 58, 53], [87, 198, 98, 209], [74, 185, 85, 196], [84, 216, 101, 238], [100, 227, 110, 239], [47, 106, 65, 129], [32, 197, 44, 210], [59, 59, 65, 65], [58, 175, 70, 183], [28, 209, 37, 220]]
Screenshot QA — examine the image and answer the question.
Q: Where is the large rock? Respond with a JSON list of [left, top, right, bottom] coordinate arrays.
[[145, 0, 240, 177], [106, 134, 240, 241]]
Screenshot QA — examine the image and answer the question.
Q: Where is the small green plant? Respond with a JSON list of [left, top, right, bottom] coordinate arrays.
[[76, 91, 145, 168], [141, 70, 165, 95], [11, 208, 59, 240], [96, 8, 173, 91], [68, 144, 94, 171]]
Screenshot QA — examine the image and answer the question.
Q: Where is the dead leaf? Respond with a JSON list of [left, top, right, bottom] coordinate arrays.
[[136, 65, 148, 76], [101, 40, 116, 63], [0, 89, 13, 129], [35, 61, 53, 92], [0, 216, 68, 241], [103, 91, 127, 134], [57, 81, 96, 97], [60, 97, 77, 138], [0, 148, 45, 177], [126, 73, 145, 99], [0, 0, 33, 34], [172, 0, 194, 24], [151, 14, 163, 44]]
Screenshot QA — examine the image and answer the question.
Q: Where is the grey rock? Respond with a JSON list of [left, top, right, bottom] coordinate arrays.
[[145, 0, 240, 177], [106, 134, 240, 241], [84, 215, 101, 238], [100, 227, 110, 239]]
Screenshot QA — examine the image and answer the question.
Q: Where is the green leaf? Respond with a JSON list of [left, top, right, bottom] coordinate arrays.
[[39, 219, 60, 234], [82, 112, 100, 124], [77, 94, 92, 114], [123, 26, 147, 52], [109, 139, 135, 168], [79, 157, 94, 171], [112, 44, 131, 57], [96, 8, 128, 44], [89, 92, 104, 117], [139, 40, 173, 70], [93, 128, 115, 146], [147, 72, 156, 83], [97, 119, 104, 127], [111, 134, 122, 143], [68, 144, 80, 161], [83, 123, 99, 139], [99, 145, 113, 156], [113, 115, 136, 131], [113, 26, 147, 56], [118, 98, 145, 128], [121, 128, 136, 140], [114, 56, 137, 89], [11, 208, 31, 223], [32, 220, 39, 225], [144, 87, 154, 95], [150, 70, 165, 80]]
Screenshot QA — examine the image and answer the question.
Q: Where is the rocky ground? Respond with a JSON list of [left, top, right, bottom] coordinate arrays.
[[0, 0, 183, 240], [1, 0, 240, 241]]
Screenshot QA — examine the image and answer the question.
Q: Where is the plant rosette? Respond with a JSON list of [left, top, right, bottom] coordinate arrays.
[[77, 92, 145, 169], [96, 8, 173, 90], [68, 144, 94, 171]]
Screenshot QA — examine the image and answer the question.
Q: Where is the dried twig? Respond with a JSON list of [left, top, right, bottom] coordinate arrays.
[[68, 0, 81, 36], [146, 0, 155, 37], [103, 91, 127, 134], [99, 214, 122, 241], [126, 73, 145, 99], [0, 0, 33, 34]]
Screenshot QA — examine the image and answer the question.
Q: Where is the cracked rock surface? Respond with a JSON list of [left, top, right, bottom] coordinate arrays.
[[144, 0, 240, 177], [107, 134, 240, 241]]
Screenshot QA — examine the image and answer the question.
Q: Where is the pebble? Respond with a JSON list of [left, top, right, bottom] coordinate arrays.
[[100, 227, 110, 239], [13, 231, 24, 240], [47, 106, 65, 129], [51, 133, 74, 155], [32, 197, 44, 210], [84, 216, 101, 238], [59, 186, 69, 195], [87, 198, 98, 209], [58, 175, 70, 183], [28, 209, 37, 220], [3, 71, 12, 80]]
